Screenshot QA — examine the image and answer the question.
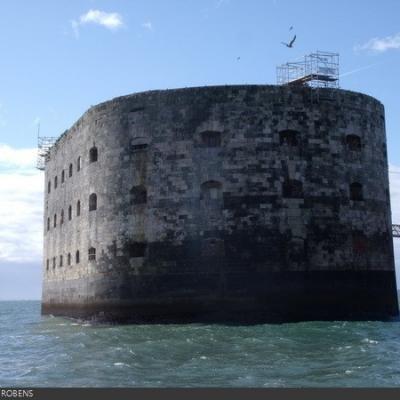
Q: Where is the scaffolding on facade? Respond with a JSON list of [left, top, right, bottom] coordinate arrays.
[[277, 51, 340, 88], [36, 128, 57, 170]]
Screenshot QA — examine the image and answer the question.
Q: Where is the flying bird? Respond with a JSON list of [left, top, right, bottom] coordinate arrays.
[[289, 26, 293, 31], [281, 34, 296, 48]]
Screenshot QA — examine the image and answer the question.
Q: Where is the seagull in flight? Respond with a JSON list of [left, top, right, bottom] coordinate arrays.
[[281, 34, 296, 48]]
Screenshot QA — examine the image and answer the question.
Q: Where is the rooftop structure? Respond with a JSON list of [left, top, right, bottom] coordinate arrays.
[[36, 134, 57, 171], [277, 51, 339, 88]]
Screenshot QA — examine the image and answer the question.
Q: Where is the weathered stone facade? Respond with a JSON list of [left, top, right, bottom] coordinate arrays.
[[41, 85, 399, 322]]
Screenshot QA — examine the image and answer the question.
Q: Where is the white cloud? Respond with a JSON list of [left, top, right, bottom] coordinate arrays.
[[355, 33, 400, 53], [0, 143, 37, 169], [142, 21, 153, 31], [0, 172, 43, 263], [0, 144, 43, 264], [80, 9, 124, 30], [71, 9, 124, 37]]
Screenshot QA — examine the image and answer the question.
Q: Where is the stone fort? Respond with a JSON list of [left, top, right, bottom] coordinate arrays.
[[41, 84, 399, 322]]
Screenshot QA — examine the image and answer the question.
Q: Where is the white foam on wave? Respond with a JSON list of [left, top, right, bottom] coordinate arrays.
[[362, 338, 378, 345], [114, 362, 130, 367], [337, 345, 352, 351]]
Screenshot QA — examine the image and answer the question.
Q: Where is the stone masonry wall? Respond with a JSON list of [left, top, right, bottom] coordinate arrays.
[[41, 85, 398, 322]]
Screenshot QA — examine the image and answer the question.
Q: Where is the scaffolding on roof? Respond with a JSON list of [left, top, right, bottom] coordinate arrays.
[[277, 51, 340, 89], [36, 128, 57, 170]]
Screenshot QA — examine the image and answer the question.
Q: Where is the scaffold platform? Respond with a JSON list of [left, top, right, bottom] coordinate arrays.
[[277, 51, 340, 88]]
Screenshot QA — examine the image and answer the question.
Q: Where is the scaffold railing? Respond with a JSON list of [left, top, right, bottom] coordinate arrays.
[[37, 135, 57, 170], [277, 50, 339, 89]]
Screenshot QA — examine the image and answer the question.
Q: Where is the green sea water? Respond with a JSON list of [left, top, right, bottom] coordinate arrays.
[[1, 300, 400, 387]]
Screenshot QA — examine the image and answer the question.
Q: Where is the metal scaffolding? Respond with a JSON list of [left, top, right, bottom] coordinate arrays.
[[37, 134, 57, 170], [277, 51, 339, 88]]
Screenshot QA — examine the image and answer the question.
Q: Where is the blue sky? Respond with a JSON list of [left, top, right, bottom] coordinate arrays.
[[0, 0, 400, 299]]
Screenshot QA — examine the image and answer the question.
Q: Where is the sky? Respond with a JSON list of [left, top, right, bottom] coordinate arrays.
[[0, 0, 400, 299]]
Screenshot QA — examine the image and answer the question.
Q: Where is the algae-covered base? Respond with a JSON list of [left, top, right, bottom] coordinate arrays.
[[42, 270, 399, 323]]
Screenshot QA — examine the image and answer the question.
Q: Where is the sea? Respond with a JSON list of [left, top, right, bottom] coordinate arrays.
[[1, 300, 400, 388]]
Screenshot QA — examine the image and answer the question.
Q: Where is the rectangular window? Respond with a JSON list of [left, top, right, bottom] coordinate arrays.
[[88, 247, 96, 261]]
